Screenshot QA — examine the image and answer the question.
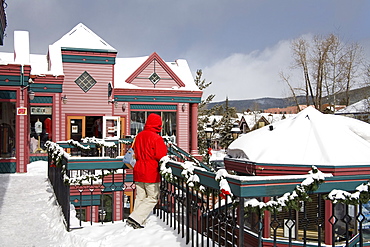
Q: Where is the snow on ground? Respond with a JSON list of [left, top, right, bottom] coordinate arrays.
[[0, 161, 189, 247]]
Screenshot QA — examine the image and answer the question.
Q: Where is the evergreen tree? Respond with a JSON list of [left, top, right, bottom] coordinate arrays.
[[216, 97, 238, 149], [195, 70, 220, 162]]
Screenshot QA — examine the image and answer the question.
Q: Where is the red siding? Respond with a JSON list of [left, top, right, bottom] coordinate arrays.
[[178, 103, 190, 152], [130, 60, 180, 89], [114, 88, 202, 98], [61, 63, 115, 140]]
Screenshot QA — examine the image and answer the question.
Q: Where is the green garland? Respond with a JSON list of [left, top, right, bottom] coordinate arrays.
[[45, 141, 69, 168], [66, 169, 117, 186], [46, 141, 117, 186], [325, 181, 370, 205], [160, 157, 206, 192], [244, 166, 325, 216]]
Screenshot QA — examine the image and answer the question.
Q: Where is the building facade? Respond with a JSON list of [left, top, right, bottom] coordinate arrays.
[[0, 23, 202, 173]]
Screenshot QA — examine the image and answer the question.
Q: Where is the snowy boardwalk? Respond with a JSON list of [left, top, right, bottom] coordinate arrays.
[[0, 162, 188, 247]]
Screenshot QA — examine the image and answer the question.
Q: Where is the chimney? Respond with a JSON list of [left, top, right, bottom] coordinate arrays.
[[14, 31, 30, 64]]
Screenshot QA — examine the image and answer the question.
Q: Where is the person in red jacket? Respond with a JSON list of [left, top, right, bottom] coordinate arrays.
[[126, 113, 168, 229]]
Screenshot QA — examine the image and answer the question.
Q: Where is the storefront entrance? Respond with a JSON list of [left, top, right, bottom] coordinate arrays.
[[67, 116, 104, 141]]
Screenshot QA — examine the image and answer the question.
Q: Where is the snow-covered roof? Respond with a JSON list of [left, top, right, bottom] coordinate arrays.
[[238, 112, 295, 129], [0, 23, 198, 89], [0, 52, 15, 65], [0, 29, 64, 76], [52, 23, 116, 52], [336, 98, 370, 114], [0, 51, 64, 76], [207, 115, 224, 124], [29, 54, 49, 75], [228, 106, 370, 165], [167, 59, 199, 90]]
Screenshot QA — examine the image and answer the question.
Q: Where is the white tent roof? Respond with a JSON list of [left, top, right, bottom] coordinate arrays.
[[227, 106, 370, 166]]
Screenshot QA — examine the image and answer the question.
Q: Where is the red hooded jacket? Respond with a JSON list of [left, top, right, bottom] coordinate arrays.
[[133, 113, 168, 183]]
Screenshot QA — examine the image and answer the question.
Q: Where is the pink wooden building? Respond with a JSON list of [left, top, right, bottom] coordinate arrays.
[[0, 23, 202, 173]]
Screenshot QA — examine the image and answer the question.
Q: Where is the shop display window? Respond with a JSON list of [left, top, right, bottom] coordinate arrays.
[[0, 102, 16, 158], [130, 111, 176, 138], [30, 106, 52, 153]]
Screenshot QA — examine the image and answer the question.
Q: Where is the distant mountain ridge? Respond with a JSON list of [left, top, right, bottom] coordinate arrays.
[[207, 86, 370, 112]]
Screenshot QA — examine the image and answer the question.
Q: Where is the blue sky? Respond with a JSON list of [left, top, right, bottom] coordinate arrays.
[[1, 0, 369, 101]]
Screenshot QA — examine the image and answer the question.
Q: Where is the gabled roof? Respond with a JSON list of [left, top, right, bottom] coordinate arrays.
[[114, 54, 200, 91], [237, 112, 294, 130], [52, 23, 116, 52], [125, 52, 185, 87]]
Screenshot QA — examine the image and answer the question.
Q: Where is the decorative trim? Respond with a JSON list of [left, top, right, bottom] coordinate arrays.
[[0, 75, 29, 86], [115, 95, 201, 103], [61, 47, 117, 54], [130, 104, 177, 110], [29, 156, 48, 163], [0, 90, 16, 99], [30, 83, 63, 93], [0, 162, 16, 173], [126, 52, 185, 87], [30, 96, 53, 104], [67, 159, 124, 170], [70, 194, 101, 206], [62, 54, 115, 64]]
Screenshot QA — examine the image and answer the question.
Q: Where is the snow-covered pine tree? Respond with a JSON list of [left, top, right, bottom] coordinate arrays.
[[195, 69, 220, 163], [216, 97, 238, 149]]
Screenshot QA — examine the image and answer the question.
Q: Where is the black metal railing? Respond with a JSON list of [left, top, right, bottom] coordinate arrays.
[[47, 141, 370, 246], [157, 161, 370, 247], [47, 155, 70, 230], [157, 171, 244, 246], [69, 168, 132, 228], [47, 139, 134, 231], [166, 142, 211, 171], [48, 156, 133, 231]]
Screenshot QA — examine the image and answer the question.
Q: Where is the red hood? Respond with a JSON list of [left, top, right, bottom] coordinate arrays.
[[144, 113, 162, 133]]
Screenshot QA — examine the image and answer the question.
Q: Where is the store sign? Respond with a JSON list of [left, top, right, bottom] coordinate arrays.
[[31, 107, 52, 115], [17, 107, 27, 115]]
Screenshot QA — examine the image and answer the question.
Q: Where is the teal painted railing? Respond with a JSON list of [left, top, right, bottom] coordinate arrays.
[[47, 140, 370, 246]]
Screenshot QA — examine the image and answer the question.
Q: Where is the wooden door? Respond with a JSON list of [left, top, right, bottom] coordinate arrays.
[[67, 116, 86, 141]]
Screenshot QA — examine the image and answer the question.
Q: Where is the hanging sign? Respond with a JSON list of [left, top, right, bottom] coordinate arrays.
[[31, 107, 52, 115], [17, 107, 27, 115]]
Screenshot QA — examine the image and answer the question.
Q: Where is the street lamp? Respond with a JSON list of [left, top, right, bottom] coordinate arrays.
[[205, 124, 213, 165], [28, 90, 35, 100], [231, 122, 241, 140], [99, 209, 106, 223]]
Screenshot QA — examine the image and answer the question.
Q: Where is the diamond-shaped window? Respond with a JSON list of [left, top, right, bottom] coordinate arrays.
[[149, 72, 160, 85], [75, 71, 97, 93]]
